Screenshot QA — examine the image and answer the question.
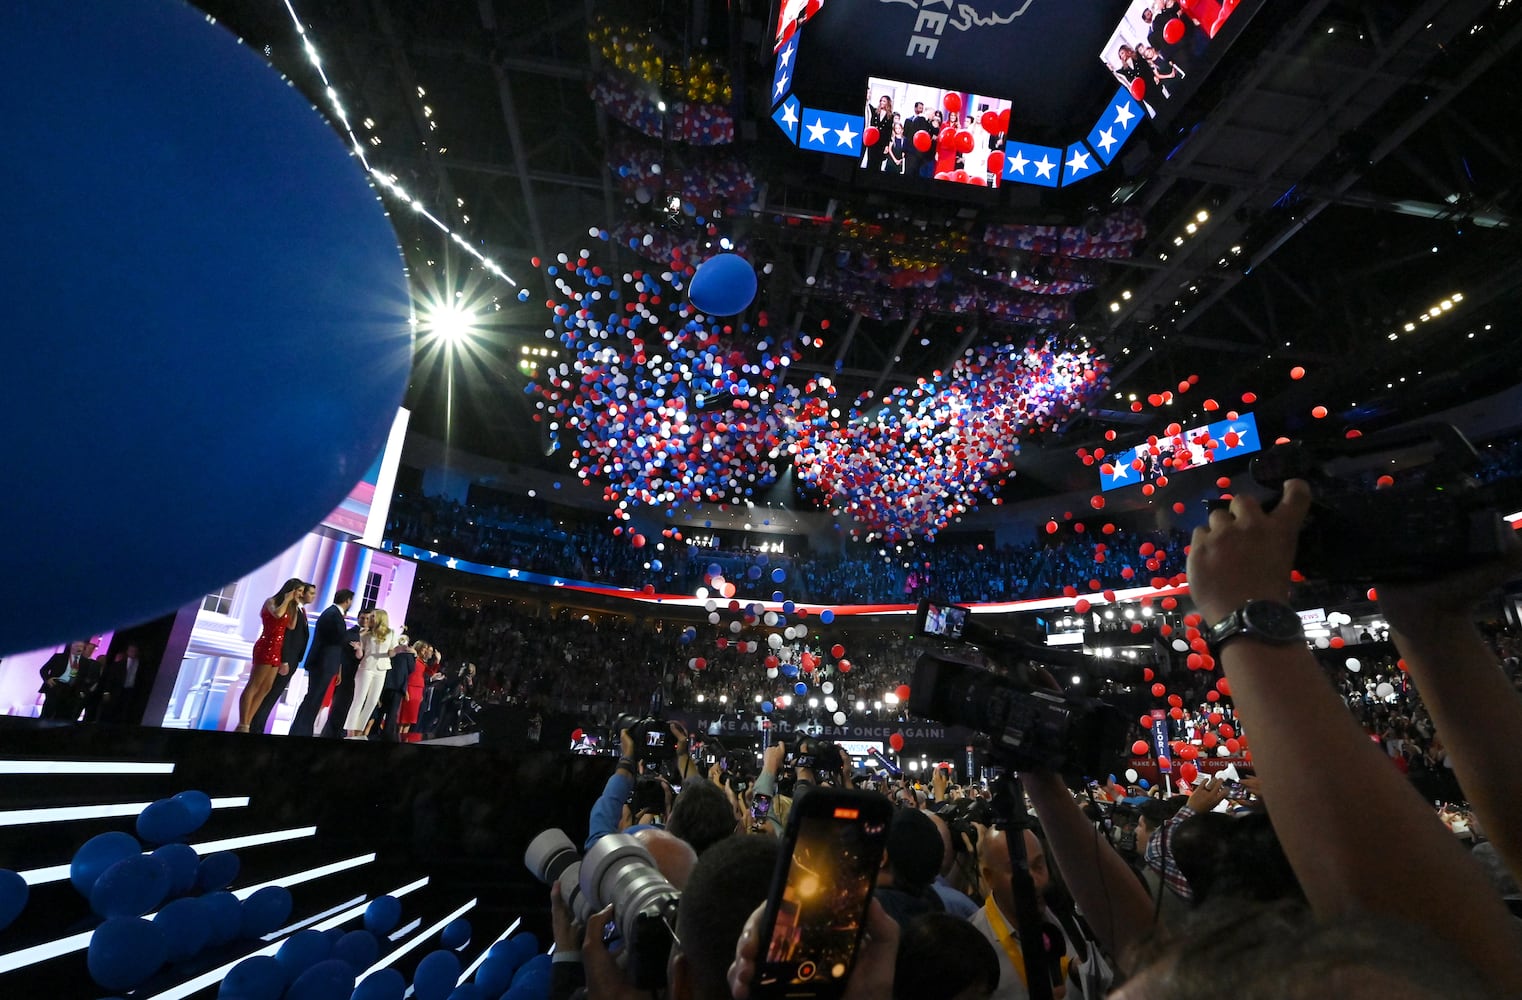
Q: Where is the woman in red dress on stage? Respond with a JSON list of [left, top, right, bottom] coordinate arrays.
[[235, 577, 306, 732], [396, 639, 429, 741]]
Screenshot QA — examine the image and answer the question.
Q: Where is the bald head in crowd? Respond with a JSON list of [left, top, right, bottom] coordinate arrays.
[[634, 828, 697, 890], [979, 827, 1049, 925]]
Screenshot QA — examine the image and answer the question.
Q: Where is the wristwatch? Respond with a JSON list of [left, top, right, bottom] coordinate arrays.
[[1207, 600, 1305, 653]]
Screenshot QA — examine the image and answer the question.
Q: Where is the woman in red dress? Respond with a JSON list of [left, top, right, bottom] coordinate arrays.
[[235, 577, 306, 733], [396, 639, 429, 740]]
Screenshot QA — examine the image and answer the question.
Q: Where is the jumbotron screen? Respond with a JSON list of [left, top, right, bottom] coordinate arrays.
[[1100, 412, 1262, 493]]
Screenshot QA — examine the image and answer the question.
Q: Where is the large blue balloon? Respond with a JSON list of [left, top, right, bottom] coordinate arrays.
[[153, 897, 210, 962], [152, 843, 199, 897], [136, 798, 197, 845], [0, 0, 411, 654], [511, 954, 552, 994], [440, 917, 472, 950], [331, 929, 381, 973], [70, 832, 141, 899], [196, 851, 240, 892], [471, 956, 516, 999], [352, 968, 406, 1000], [87, 917, 168, 992], [90, 855, 171, 918], [219, 955, 285, 1000], [275, 929, 332, 984], [413, 949, 462, 1000], [287, 958, 357, 1000], [363, 895, 402, 936], [172, 791, 214, 831], [687, 253, 758, 316], [239, 885, 293, 938], [0, 869, 28, 931], [201, 891, 243, 946]]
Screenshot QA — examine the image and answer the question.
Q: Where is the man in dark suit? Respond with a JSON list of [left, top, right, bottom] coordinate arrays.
[[286, 588, 354, 737], [92, 644, 146, 723], [38, 640, 89, 720], [248, 582, 316, 733], [370, 634, 414, 741], [321, 599, 371, 739], [903, 102, 932, 179]]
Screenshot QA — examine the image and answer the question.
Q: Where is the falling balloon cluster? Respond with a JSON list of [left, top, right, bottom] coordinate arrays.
[[795, 339, 1110, 541]]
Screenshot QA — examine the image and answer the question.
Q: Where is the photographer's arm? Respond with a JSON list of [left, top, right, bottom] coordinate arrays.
[[585, 729, 638, 852], [1187, 481, 1522, 992], [1023, 770, 1158, 969], [670, 722, 696, 782], [1379, 533, 1522, 882]]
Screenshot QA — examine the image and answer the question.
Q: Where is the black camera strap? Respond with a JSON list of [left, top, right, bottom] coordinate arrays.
[[992, 774, 1057, 1000]]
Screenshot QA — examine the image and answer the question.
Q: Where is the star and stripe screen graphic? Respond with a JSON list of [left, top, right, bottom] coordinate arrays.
[[1099, 413, 1262, 492]]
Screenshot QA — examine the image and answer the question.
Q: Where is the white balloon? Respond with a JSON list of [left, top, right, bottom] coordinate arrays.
[[1376, 682, 1395, 698], [704, 599, 717, 613], [833, 712, 847, 725], [824, 697, 838, 712], [1124, 768, 1139, 783], [1345, 657, 1361, 672], [764, 611, 778, 626], [1217, 745, 1232, 757], [767, 668, 779, 679], [729, 621, 742, 634], [1314, 637, 1330, 649], [768, 633, 783, 649], [708, 612, 721, 624], [821, 682, 834, 694], [1172, 639, 1189, 652]]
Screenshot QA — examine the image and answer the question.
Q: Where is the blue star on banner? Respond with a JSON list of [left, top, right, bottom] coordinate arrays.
[[1085, 87, 1145, 166], [1001, 140, 1064, 188], [771, 36, 797, 108], [1061, 141, 1099, 185], [799, 107, 862, 158], [772, 94, 801, 145]]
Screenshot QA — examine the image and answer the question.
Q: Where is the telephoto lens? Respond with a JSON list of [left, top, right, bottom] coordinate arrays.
[[524, 828, 588, 923]]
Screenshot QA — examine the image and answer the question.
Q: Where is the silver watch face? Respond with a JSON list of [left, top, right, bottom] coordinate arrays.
[[1242, 601, 1304, 642]]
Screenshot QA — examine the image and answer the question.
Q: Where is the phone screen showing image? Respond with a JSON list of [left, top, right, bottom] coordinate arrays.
[[755, 795, 890, 996]]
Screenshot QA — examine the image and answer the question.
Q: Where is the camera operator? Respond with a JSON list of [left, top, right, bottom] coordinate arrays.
[[587, 723, 699, 851]]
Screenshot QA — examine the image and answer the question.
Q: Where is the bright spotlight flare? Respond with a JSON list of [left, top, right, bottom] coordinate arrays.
[[794, 338, 1110, 541], [528, 241, 830, 508], [420, 300, 480, 345]]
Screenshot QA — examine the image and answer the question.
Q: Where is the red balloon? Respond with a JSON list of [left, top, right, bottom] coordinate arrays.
[[1219, 724, 1236, 739], [837, 659, 851, 672], [980, 109, 1001, 133], [1169, 707, 1184, 720], [1290, 366, 1306, 380], [1167, 694, 1183, 708], [1216, 678, 1232, 696], [1139, 715, 1153, 729], [1225, 738, 1241, 754], [1151, 683, 1166, 698], [889, 732, 905, 752], [1157, 756, 1172, 770], [943, 92, 962, 114], [1179, 761, 1199, 783], [988, 150, 1005, 174], [895, 684, 911, 703], [997, 107, 1012, 133], [1179, 744, 1198, 760], [1129, 77, 1147, 102], [863, 125, 879, 148], [1163, 17, 1186, 45], [693, 657, 706, 670], [956, 129, 974, 154], [1202, 732, 1219, 748], [1311, 405, 1329, 419], [1206, 690, 1221, 703], [1132, 740, 1150, 756], [913, 130, 932, 153], [831, 644, 845, 658]]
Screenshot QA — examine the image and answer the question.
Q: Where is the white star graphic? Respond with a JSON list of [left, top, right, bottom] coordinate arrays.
[[778, 42, 794, 70], [1110, 460, 1133, 482], [773, 70, 790, 99], [1095, 128, 1118, 154], [834, 120, 859, 147], [507, 568, 520, 578], [1066, 148, 1092, 176], [805, 117, 830, 145], [1033, 154, 1055, 180], [1008, 149, 1030, 175], [781, 101, 798, 132], [553, 580, 566, 587], [445, 557, 458, 569], [1113, 102, 1137, 130]]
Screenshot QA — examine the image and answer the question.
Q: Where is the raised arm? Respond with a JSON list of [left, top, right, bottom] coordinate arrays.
[[1186, 480, 1522, 992]]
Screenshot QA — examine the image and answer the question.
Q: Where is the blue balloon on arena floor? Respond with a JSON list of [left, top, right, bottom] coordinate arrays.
[[287, 959, 357, 1000], [172, 790, 214, 830], [151, 843, 199, 896], [364, 895, 402, 936], [196, 851, 240, 892], [71, 832, 141, 899], [0, 1, 411, 655], [0, 869, 28, 932], [276, 929, 332, 984], [472, 956, 515, 998], [153, 896, 209, 962], [240, 885, 293, 938], [202, 890, 244, 945], [352, 968, 406, 1000], [219, 955, 285, 1000], [772, 568, 786, 583], [332, 929, 381, 972], [136, 798, 197, 845], [440, 917, 472, 950], [91, 855, 171, 918], [413, 949, 462, 1000], [88, 917, 168, 992]]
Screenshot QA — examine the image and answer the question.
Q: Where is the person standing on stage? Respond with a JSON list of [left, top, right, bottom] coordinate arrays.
[[234, 578, 305, 733], [249, 581, 315, 733], [323, 604, 370, 738], [38, 640, 88, 721], [344, 608, 398, 739], [291, 588, 354, 737]]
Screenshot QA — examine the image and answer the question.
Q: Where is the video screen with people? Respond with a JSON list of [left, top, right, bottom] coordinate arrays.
[[862, 77, 1014, 188], [1099, 412, 1262, 492], [1100, 0, 1251, 120]]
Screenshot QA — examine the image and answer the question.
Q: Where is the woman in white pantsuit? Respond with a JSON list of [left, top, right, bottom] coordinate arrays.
[[345, 608, 398, 738]]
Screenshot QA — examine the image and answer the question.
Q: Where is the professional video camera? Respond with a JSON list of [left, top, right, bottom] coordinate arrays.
[[524, 829, 679, 989], [911, 600, 1129, 779], [614, 714, 675, 765], [1251, 422, 1521, 583], [788, 734, 849, 777]]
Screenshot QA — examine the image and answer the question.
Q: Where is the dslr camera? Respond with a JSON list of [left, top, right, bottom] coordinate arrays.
[[789, 735, 848, 777], [616, 714, 674, 764], [1252, 422, 1520, 583], [912, 600, 1129, 778], [525, 829, 679, 989]]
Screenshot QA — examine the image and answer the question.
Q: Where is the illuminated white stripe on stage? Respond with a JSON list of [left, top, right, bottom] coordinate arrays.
[[388, 917, 422, 941], [458, 917, 522, 985], [145, 878, 432, 1000], [1506, 511, 1522, 523], [0, 796, 248, 827], [232, 853, 377, 899], [0, 931, 93, 975], [363, 898, 478, 979], [263, 895, 367, 940], [17, 825, 320, 887], [0, 760, 176, 775]]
